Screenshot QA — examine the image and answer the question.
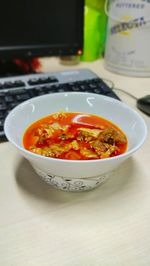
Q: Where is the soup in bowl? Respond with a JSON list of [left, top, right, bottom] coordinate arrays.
[[23, 111, 128, 160], [4, 92, 147, 192]]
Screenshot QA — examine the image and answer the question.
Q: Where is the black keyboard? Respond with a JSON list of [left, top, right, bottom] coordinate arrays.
[[0, 69, 120, 141]]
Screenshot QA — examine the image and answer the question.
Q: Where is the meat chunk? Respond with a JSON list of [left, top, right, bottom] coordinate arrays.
[[98, 127, 127, 144], [90, 140, 117, 158]]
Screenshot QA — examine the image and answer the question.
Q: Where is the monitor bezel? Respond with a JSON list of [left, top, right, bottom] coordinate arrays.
[[0, 0, 84, 60]]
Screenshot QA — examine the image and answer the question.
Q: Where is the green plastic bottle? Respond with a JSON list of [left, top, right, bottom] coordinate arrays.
[[80, 0, 107, 62]]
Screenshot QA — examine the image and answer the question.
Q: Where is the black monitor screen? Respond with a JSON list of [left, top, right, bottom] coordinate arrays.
[[0, 0, 84, 59]]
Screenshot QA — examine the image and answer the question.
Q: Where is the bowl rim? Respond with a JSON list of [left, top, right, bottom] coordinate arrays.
[[4, 92, 148, 164]]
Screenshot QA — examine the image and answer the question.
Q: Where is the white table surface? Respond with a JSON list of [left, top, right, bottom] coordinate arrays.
[[0, 58, 150, 266]]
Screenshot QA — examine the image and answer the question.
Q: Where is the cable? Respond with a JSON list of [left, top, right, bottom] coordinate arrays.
[[113, 87, 138, 100], [102, 78, 138, 100]]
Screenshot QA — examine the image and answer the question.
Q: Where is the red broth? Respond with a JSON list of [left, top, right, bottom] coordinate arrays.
[[23, 111, 128, 160]]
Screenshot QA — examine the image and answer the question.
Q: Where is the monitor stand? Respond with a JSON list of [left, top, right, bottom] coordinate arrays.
[[0, 58, 41, 78]]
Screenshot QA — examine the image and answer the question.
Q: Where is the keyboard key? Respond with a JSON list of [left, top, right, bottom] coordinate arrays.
[[28, 78, 40, 85], [57, 84, 69, 92], [8, 88, 26, 95], [3, 81, 15, 89], [28, 88, 37, 98], [0, 111, 5, 119], [0, 97, 4, 104], [48, 76, 58, 83], [5, 95, 14, 103], [33, 87, 47, 96], [0, 103, 7, 111], [0, 91, 4, 96], [8, 102, 18, 109], [16, 93, 30, 101], [71, 86, 80, 91], [97, 82, 113, 93], [49, 84, 62, 91], [88, 83, 97, 90], [14, 80, 26, 87], [0, 83, 4, 90]]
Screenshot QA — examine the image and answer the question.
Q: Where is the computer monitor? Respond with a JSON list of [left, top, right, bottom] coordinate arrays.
[[0, 0, 84, 75]]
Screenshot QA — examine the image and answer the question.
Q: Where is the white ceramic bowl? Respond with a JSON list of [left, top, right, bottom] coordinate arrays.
[[4, 92, 147, 192]]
